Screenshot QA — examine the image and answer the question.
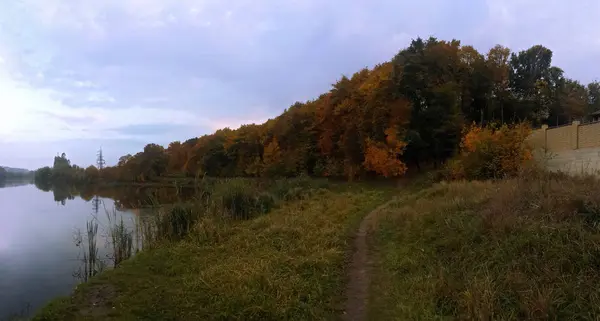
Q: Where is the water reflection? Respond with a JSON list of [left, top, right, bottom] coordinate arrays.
[[36, 181, 196, 209], [0, 182, 191, 319], [0, 179, 33, 189]]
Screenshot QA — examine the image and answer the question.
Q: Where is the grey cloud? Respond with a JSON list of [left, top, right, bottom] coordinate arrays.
[[2, 0, 600, 168]]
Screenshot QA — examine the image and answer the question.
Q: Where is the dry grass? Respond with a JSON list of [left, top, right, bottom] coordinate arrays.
[[369, 172, 600, 320]]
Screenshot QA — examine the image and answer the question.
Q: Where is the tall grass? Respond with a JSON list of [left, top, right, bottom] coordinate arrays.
[[370, 169, 600, 320], [66, 177, 330, 304], [136, 177, 330, 246], [106, 209, 134, 267], [73, 220, 105, 283], [73, 207, 138, 284], [34, 183, 389, 321]]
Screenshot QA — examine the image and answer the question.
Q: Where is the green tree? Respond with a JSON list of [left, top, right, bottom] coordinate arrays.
[[587, 82, 600, 117], [486, 45, 511, 123], [509, 45, 553, 124], [85, 165, 100, 182]]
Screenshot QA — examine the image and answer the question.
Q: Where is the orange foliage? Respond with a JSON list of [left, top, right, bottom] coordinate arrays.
[[448, 123, 532, 180], [363, 138, 407, 178]]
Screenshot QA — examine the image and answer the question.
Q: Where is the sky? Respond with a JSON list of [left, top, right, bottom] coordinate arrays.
[[0, 0, 599, 169]]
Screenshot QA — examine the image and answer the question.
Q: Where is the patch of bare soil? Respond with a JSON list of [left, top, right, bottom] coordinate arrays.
[[78, 284, 116, 318]]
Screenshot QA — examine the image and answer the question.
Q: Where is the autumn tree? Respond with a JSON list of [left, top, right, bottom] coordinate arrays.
[[87, 37, 597, 182]]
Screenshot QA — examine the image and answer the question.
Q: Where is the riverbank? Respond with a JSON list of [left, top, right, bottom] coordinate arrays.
[[34, 172, 600, 320], [34, 181, 394, 320]]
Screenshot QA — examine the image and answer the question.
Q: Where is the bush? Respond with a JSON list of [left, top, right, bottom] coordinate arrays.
[[157, 204, 198, 241], [211, 179, 274, 219], [445, 123, 533, 180]]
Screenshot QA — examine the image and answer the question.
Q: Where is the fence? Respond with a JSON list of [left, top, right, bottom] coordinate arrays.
[[529, 121, 600, 152]]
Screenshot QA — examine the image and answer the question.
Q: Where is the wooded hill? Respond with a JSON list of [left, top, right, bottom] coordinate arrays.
[[0, 166, 32, 181], [41, 37, 600, 182]]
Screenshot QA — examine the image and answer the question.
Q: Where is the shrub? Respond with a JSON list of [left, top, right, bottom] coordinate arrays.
[[363, 137, 408, 178], [211, 179, 275, 219], [157, 204, 198, 241], [445, 123, 533, 180]]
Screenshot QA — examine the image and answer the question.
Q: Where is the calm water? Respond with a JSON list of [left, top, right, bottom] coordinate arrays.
[[0, 181, 141, 319]]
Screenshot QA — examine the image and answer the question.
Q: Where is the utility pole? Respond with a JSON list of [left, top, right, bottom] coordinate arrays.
[[92, 196, 101, 215], [96, 147, 106, 170]]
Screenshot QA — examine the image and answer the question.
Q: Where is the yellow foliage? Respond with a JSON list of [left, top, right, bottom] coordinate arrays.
[[448, 123, 532, 180]]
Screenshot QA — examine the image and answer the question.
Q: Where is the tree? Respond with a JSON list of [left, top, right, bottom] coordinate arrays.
[[137, 144, 169, 181], [262, 138, 284, 176], [587, 82, 600, 117], [560, 79, 588, 122], [363, 138, 407, 177], [486, 45, 511, 123], [79, 38, 594, 182], [34, 166, 53, 190], [0, 167, 6, 181], [85, 165, 100, 182], [392, 38, 464, 167], [509, 45, 553, 124], [118, 154, 133, 167]]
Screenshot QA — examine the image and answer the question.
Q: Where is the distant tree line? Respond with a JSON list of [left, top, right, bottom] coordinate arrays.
[[0, 167, 34, 182], [36, 37, 600, 182], [34, 153, 100, 189]]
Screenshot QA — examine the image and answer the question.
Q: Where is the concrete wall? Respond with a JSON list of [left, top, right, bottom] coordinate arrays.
[[578, 123, 600, 149], [531, 121, 600, 174], [545, 125, 572, 151], [544, 147, 600, 175]]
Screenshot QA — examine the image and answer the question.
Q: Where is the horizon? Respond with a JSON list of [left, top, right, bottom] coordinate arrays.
[[1, 0, 599, 169]]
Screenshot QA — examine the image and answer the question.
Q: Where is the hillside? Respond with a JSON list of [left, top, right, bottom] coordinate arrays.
[[37, 37, 600, 185], [2, 166, 30, 174]]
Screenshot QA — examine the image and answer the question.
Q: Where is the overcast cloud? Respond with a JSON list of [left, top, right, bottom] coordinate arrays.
[[1, 0, 599, 169]]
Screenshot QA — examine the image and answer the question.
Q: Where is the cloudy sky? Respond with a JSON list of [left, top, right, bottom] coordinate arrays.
[[0, 0, 599, 169]]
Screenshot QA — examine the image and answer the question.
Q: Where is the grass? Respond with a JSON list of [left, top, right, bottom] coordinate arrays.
[[369, 171, 600, 320], [106, 209, 135, 267], [72, 220, 105, 283], [43, 169, 600, 320], [34, 182, 390, 320]]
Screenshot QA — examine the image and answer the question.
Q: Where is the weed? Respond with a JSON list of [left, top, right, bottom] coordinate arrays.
[[106, 209, 134, 267], [72, 220, 105, 283]]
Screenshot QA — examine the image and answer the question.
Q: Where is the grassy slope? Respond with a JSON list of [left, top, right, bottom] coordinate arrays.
[[369, 175, 600, 320], [35, 186, 390, 321]]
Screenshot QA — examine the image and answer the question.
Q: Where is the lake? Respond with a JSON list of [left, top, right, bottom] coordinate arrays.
[[0, 181, 146, 319]]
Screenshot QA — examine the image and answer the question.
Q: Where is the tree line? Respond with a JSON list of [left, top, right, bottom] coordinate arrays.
[[0, 167, 34, 182], [36, 37, 600, 182]]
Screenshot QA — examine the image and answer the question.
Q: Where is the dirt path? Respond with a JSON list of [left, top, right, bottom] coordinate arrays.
[[342, 200, 393, 321]]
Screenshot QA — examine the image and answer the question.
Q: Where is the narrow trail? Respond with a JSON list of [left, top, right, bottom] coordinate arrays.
[[342, 199, 394, 321]]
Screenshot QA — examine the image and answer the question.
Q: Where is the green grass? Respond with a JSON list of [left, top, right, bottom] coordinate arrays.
[[369, 173, 600, 320], [34, 184, 390, 320]]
